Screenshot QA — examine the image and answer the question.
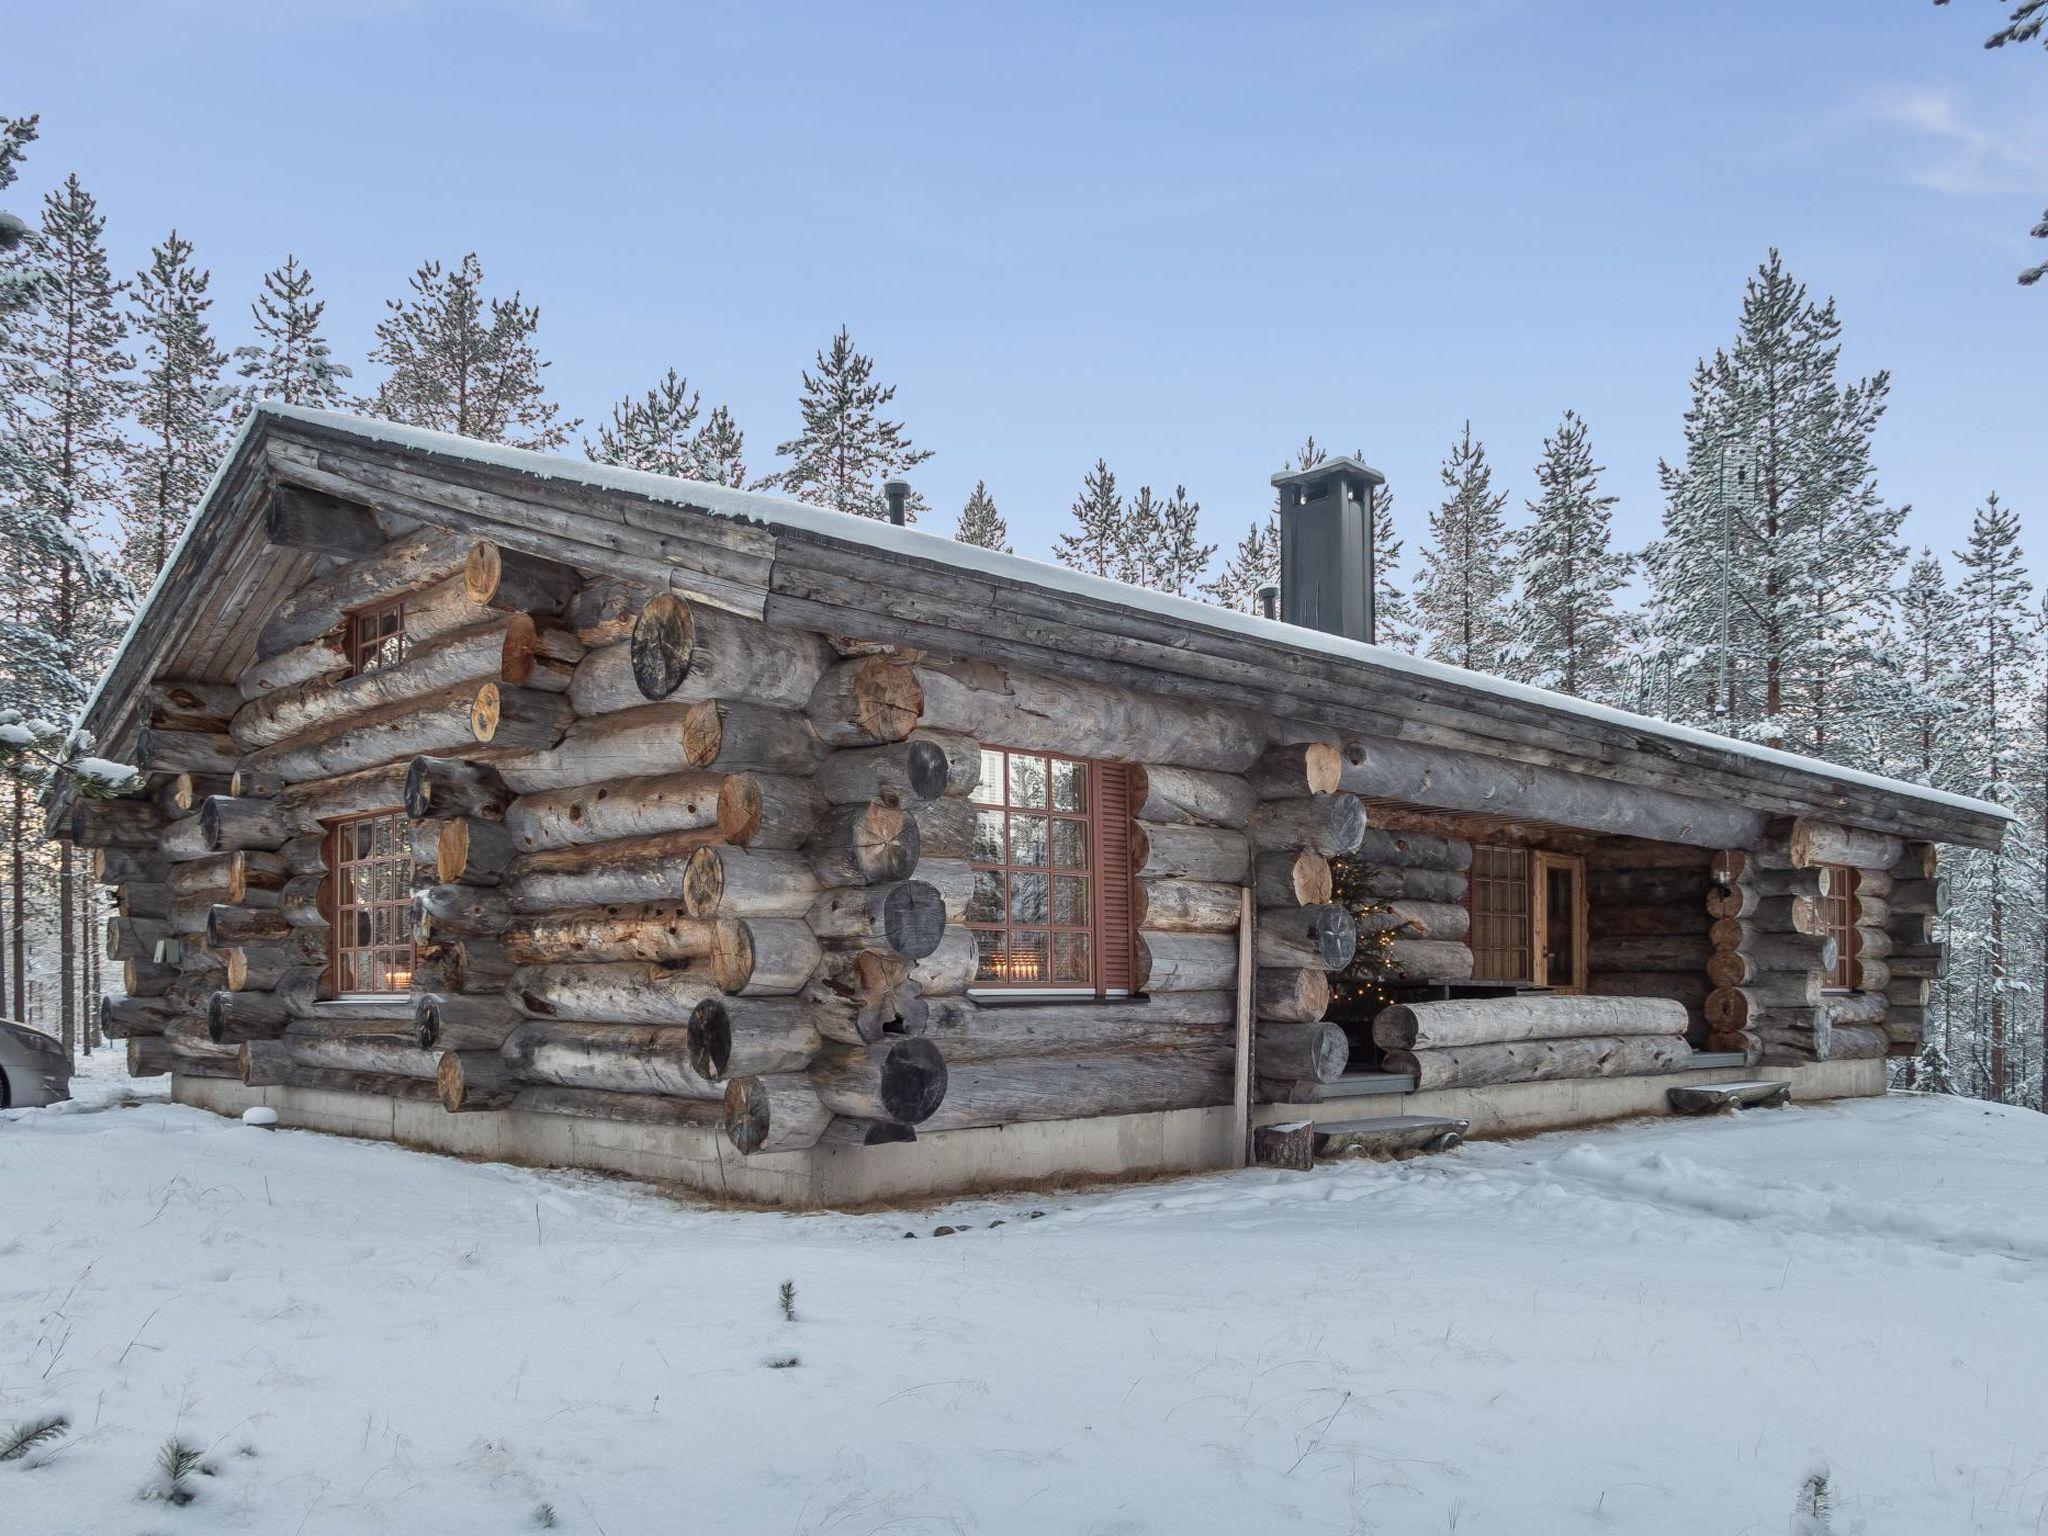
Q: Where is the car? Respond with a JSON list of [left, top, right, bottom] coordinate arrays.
[[0, 1019, 71, 1109]]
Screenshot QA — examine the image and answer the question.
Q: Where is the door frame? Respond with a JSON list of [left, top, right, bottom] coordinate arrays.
[[1531, 850, 1588, 993]]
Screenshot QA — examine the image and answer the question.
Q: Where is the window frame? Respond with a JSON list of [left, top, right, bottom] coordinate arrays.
[[965, 746, 1132, 999], [345, 596, 408, 678], [1468, 843, 1586, 990], [1819, 864, 1860, 992], [322, 807, 417, 1000]]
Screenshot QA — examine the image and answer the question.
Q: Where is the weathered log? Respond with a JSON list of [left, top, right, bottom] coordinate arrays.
[[200, 794, 315, 853], [1822, 990, 1887, 1027], [1585, 934, 1710, 973], [914, 657, 1268, 771], [264, 483, 387, 557], [1394, 867, 1468, 904], [135, 726, 240, 776], [257, 528, 471, 657], [1789, 819, 1904, 872], [502, 904, 720, 965], [278, 874, 327, 928], [572, 596, 832, 714], [246, 682, 570, 780], [222, 936, 323, 992], [678, 698, 824, 775], [1255, 904, 1358, 970], [1135, 878, 1242, 933], [207, 977, 319, 1043], [1383, 1033, 1693, 1090], [126, 1036, 176, 1075], [724, 1074, 834, 1153], [508, 829, 720, 912], [1373, 995, 1691, 1050], [155, 771, 234, 818], [1131, 821, 1250, 884], [709, 917, 823, 995], [680, 845, 821, 919], [1130, 764, 1258, 829], [511, 1085, 725, 1128], [413, 992, 518, 1052], [1855, 957, 1892, 991], [1588, 902, 1705, 939], [1334, 736, 1764, 848], [115, 882, 171, 922], [450, 938, 517, 994], [68, 798, 164, 851], [1133, 930, 1237, 992], [1257, 1020, 1349, 1083], [404, 756, 513, 821], [1734, 930, 1832, 971], [814, 735, 962, 805], [413, 882, 514, 939], [686, 995, 823, 1081], [1829, 1023, 1889, 1060], [1733, 894, 1825, 936], [436, 816, 518, 886], [807, 801, 921, 886], [1255, 849, 1332, 909], [503, 771, 730, 853], [716, 773, 826, 850], [145, 678, 242, 731], [107, 914, 171, 961], [463, 538, 580, 616], [122, 955, 179, 997], [908, 926, 978, 995], [1889, 842, 1940, 881], [1383, 899, 1470, 942], [1381, 938, 1475, 984], [1706, 943, 1832, 990], [916, 1049, 1234, 1132], [806, 881, 946, 958], [919, 991, 1235, 1060], [99, 993, 187, 1038], [807, 1038, 947, 1124], [501, 1019, 722, 1099], [908, 794, 974, 860], [806, 656, 923, 745], [1246, 741, 1343, 798], [1355, 827, 1471, 873], [437, 1049, 521, 1111], [1704, 978, 1820, 1030], [912, 857, 973, 921], [1586, 971, 1709, 1006], [205, 904, 293, 946], [1247, 794, 1366, 857], [1586, 867, 1711, 907], [508, 960, 718, 1025], [1256, 966, 1331, 1023], [238, 629, 351, 701]]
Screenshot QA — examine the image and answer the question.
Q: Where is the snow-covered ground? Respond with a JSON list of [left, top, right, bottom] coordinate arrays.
[[5, 1060, 2046, 1535]]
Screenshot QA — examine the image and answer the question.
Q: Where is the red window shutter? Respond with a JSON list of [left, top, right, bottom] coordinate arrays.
[[1094, 762, 1135, 994]]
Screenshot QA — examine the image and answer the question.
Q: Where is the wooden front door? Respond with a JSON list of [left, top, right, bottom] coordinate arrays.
[[1532, 851, 1587, 992]]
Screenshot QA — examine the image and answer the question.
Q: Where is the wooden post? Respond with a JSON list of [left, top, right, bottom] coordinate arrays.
[[1232, 885, 1253, 1169]]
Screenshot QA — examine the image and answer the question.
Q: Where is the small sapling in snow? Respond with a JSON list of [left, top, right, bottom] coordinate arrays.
[[778, 1279, 797, 1323], [533, 1501, 558, 1528], [151, 1437, 206, 1505], [0, 1414, 69, 1462]]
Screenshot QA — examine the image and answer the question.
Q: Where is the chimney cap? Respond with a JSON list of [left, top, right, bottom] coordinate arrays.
[[1270, 454, 1386, 492], [883, 477, 911, 495]]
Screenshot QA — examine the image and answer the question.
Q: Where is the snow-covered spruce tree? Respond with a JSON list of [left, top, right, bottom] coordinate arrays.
[[692, 404, 747, 488], [1945, 494, 2035, 1102], [4, 173, 134, 1057], [232, 254, 350, 415], [1370, 481, 1419, 653], [761, 326, 931, 519], [1644, 252, 1902, 752], [1140, 485, 1215, 599], [124, 231, 230, 592], [1888, 548, 1970, 788], [1506, 410, 1629, 698], [0, 108, 40, 1023], [1415, 422, 1515, 674], [1202, 516, 1278, 613], [1055, 458, 1126, 577], [588, 368, 700, 476], [955, 479, 1010, 552], [369, 253, 577, 450]]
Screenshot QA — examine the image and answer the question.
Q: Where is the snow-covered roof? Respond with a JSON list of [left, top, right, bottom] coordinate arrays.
[[63, 403, 2012, 845]]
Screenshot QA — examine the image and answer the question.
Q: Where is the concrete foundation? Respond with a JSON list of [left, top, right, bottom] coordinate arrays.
[[173, 1054, 1885, 1208]]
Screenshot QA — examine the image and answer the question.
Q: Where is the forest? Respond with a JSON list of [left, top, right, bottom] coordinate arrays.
[[1, 109, 2040, 1113]]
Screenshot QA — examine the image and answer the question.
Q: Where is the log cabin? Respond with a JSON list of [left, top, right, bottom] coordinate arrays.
[[54, 406, 2011, 1204]]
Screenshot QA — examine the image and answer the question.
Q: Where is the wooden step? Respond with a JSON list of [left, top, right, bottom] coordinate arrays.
[[1313, 1115, 1469, 1159], [1264, 1071, 1417, 1105], [1666, 1080, 1791, 1116]]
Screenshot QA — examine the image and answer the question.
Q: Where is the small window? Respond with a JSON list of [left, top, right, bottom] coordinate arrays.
[[326, 809, 415, 996], [967, 747, 1131, 994], [1820, 864, 1859, 991], [347, 598, 407, 676], [1470, 844, 1532, 982]]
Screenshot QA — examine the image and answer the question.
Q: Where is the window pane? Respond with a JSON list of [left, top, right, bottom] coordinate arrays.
[[973, 810, 1006, 863], [1050, 818, 1088, 870], [1052, 932, 1091, 984], [968, 868, 1005, 923], [976, 749, 1004, 805], [1008, 754, 1046, 808], [1007, 929, 1048, 984], [1052, 875, 1089, 927], [1010, 871, 1047, 924], [973, 929, 1006, 983], [1009, 814, 1047, 866], [1051, 759, 1087, 812]]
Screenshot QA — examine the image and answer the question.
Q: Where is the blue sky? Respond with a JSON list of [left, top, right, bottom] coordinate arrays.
[[8, 1, 2045, 577]]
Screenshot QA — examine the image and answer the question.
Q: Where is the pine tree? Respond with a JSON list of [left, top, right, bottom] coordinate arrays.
[[1415, 422, 1515, 673], [588, 368, 701, 476], [955, 479, 1010, 552], [0, 109, 37, 1025], [1507, 409, 1630, 698], [369, 252, 576, 450], [1203, 517, 1279, 612], [1055, 459, 1125, 577], [1949, 494, 2034, 1101], [232, 254, 350, 414], [1133, 484, 1214, 598], [692, 404, 747, 488], [762, 326, 931, 519], [1371, 482, 1420, 652], [124, 231, 230, 592], [1890, 548, 1969, 788], [4, 174, 134, 1059]]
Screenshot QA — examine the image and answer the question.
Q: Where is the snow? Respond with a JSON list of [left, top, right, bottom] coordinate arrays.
[[0, 723, 36, 747], [68, 756, 139, 787], [68, 404, 2011, 835], [5, 1084, 2045, 1534]]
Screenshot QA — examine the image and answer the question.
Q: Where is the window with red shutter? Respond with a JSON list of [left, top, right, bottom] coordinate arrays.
[[966, 747, 1133, 996]]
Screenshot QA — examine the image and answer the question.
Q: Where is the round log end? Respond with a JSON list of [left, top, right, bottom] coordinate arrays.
[[223, 947, 249, 992], [724, 1076, 770, 1154], [846, 659, 924, 743], [854, 802, 919, 883], [1308, 904, 1359, 970], [709, 920, 754, 994], [470, 683, 503, 743], [881, 881, 947, 960], [902, 737, 950, 801], [1304, 741, 1343, 795], [436, 1051, 468, 1112], [436, 820, 470, 885], [688, 997, 732, 1082], [1128, 822, 1151, 876], [1130, 932, 1152, 993], [1293, 850, 1334, 907], [679, 699, 722, 768], [224, 851, 249, 905], [463, 540, 503, 605], [414, 993, 443, 1051], [717, 774, 764, 846], [167, 772, 197, 815], [630, 593, 696, 701], [500, 612, 539, 686], [205, 991, 229, 1044], [403, 757, 434, 820], [198, 796, 227, 852], [681, 845, 723, 918], [874, 1038, 948, 1125]]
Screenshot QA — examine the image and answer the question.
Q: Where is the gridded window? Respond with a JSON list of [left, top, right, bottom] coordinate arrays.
[[1470, 844, 1532, 983], [326, 809, 415, 995], [1820, 864, 1860, 990], [968, 747, 1129, 990], [347, 598, 407, 676]]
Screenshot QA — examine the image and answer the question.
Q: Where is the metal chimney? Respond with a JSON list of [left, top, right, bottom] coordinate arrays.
[[883, 478, 910, 527], [1269, 455, 1385, 645]]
